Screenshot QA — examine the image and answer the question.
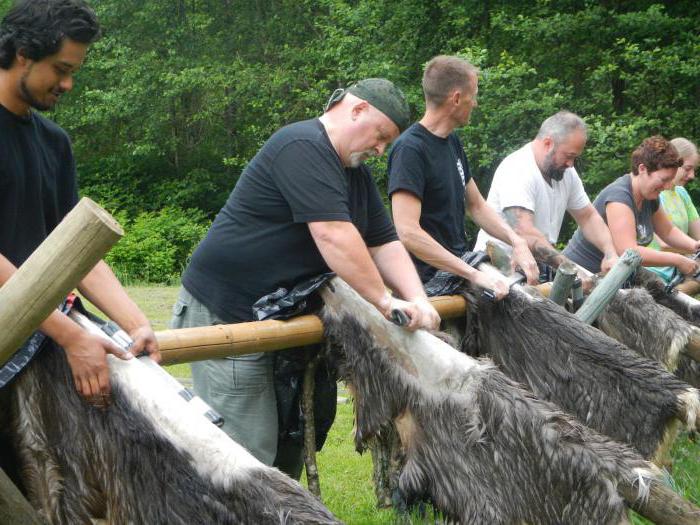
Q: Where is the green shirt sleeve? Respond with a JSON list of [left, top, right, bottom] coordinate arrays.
[[677, 186, 699, 222]]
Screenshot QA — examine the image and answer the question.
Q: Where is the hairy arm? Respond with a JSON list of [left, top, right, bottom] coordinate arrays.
[[78, 260, 160, 361], [0, 253, 128, 399], [391, 190, 509, 298], [465, 180, 538, 283], [367, 239, 428, 301], [502, 206, 566, 267], [308, 220, 439, 329], [392, 191, 480, 280]]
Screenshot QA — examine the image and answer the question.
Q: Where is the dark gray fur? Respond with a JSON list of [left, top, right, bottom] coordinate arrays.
[[323, 311, 651, 525], [634, 269, 700, 325], [8, 341, 339, 525], [473, 290, 690, 459], [633, 269, 700, 387], [598, 287, 695, 370], [675, 358, 700, 389]]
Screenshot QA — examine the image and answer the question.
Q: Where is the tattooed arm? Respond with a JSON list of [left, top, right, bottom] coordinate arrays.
[[466, 181, 538, 284], [502, 206, 568, 267]]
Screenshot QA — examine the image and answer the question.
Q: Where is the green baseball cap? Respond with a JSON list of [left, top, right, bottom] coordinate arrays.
[[325, 78, 411, 132]]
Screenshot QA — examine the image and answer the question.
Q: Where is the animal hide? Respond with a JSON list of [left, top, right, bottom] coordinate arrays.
[[8, 338, 339, 525], [598, 287, 699, 372], [634, 269, 700, 325], [320, 278, 659, 525], [471, 288, 699, 460], [633, 269, 700, 388]]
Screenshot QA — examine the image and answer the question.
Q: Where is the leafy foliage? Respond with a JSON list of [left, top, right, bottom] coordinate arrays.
[[105, 207, 209, 284], [2, 0, 698, 281]]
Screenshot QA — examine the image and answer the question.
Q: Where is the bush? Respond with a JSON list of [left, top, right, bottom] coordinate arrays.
[[106, 207, 210, 284]]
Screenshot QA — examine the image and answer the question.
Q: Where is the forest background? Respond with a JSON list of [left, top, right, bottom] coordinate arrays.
[[3, 0, 699, 283]]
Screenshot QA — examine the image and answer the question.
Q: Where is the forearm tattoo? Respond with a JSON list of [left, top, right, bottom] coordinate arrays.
[[502, 206, 529, 229], [532, 240, 566, 268]]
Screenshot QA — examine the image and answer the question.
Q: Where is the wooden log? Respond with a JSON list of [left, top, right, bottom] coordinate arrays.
[[158, 315, 325, 365], [485, 241, 513, 274], [549, 262, 577, 307], [0, 198, 123, 367], [158, 296, 467, 365], [576, 249, 642, 325], [619, 479, 700, 525], [0, 467, 43, 525], [686, 331, 700, 362], [157, 286, 555, 366]]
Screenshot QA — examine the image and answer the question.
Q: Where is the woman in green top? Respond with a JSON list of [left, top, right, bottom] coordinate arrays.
[[648, 137, 700, 293]]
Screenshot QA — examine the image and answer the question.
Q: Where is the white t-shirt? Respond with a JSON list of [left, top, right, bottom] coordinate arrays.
[[474, 142, 590, 252]]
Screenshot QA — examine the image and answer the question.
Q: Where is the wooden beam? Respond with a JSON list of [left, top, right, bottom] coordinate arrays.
[[685, 331, 700, 362], [0, 467, 43, 525], [620, 478, 700, 525], [549, 262, 577, 307], [157, 295, 468, 365], [0, 198, 122, 367], [576, 249, 642, 325]]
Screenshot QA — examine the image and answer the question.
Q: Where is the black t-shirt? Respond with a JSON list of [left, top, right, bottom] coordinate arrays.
[[0, 105, 78, 267], [563, 174, 659, 273], [182, 118, 398, 322], [387, 123, 471, 282]]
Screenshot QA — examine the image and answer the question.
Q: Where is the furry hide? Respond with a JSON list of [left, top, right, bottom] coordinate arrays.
[[598, 287, 699, 371], [633, 270, 700, 388], [9, 339, 339, 525], [472, 289, 699, 460], [320, 278, 659, 525], [634, 269, 700, 325]]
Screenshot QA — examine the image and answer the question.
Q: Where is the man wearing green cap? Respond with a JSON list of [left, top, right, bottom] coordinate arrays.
[[172, 78, 439, 478], [389, 56, 539, 298]]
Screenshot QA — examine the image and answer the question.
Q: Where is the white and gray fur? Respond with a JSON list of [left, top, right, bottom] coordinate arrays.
[[633, 269, 700, 388], [8, 339, 339, 525], [320, 278, 659, 525], [598, 287, 698, 371], [469, 289, 698, 460]]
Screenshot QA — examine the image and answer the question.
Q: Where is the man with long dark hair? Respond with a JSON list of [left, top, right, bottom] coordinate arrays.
[[0, 0, 160, 402]]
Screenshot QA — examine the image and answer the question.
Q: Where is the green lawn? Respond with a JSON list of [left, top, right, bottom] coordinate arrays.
[[125, 285, 698, 523]]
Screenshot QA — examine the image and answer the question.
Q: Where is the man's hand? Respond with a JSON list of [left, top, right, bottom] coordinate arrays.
[[378, 294, 441, 331], [470, 270, 510, 301], [129, 324, 161, 362], [600, 252, 619, 275], [510, 239, 539, 284], [63, 331, 133, 401]]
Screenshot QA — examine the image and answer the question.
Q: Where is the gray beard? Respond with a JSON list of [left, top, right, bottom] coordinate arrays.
[[348, 150, 375, 168]]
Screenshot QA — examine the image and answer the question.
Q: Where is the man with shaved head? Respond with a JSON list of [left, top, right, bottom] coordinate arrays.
[[173, 78, 439, 477]]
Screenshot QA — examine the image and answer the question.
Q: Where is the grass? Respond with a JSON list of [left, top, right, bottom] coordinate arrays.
[[121, 284, 191, 378], [123, 284, 698, 523]]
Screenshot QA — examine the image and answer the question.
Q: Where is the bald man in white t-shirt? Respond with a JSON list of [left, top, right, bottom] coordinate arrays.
[[474, 111, 618, 278]]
